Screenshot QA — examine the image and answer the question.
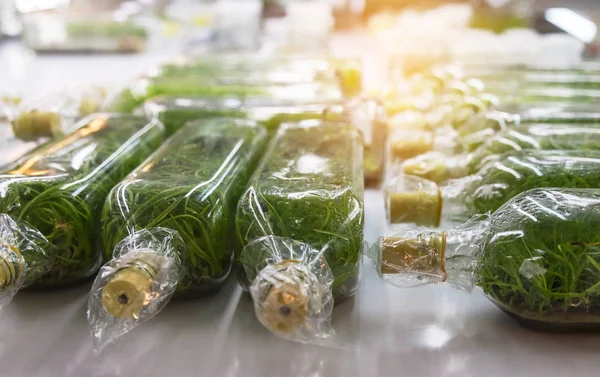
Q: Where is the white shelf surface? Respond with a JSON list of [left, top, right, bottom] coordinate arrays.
[[1, 37, 599, 377]]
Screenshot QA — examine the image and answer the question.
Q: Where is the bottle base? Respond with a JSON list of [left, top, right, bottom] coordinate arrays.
[[495, 303, 600, 333]]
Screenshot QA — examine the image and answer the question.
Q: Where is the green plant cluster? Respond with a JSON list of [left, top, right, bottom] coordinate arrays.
[[462, 150, 600, 215], [67, 22, 148, 38], [109, 57, 351, 113], [478, 188, 600, 327], [145, 96, 335, 135], [0, 114, 166, 286], [101, 118, 268, 296], [235, 120, 365, 300]]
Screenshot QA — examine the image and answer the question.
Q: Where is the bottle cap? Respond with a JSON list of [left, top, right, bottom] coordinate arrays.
[[386, 175, 442, 227], [0, 241, 23, 291], [379, 232, 446, 283], [101, 267, 153, 319], [255, 260, 312, 335], [261, 281, 309, 334], [391, 129, 434, 160], [11, 111, 62, 141]]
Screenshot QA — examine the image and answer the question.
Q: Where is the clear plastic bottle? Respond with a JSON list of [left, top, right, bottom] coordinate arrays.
[[88, 118, 268, 351], [402, 123, 600, 183], [372, 187, 600, 331], [387, 149, 600, 227], [235, 120, 364, 342]]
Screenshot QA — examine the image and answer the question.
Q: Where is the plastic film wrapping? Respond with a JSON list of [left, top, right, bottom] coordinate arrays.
[[144, 95, 387, 184], [374, 187, 600, 330], [402, 123, 600, 183], [88, 228, 183, 352], [0, 114, 167, 287], [241, 236, 335, 342], [0, 214, 55, 308], [101, 118, 268, 297], [143, 95, 334, 135], [110, 55, 354, 113], [235, 120, 364, 340], [390, 149, 600, 226], [10, 86, 107, 141]]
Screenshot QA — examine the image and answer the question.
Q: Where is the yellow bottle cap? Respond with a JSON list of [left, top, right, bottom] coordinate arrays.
[[101, 267, 152, 319]]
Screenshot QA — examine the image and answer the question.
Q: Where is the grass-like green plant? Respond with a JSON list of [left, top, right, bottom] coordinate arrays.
[[235, 120, 365, 300], [477, 188, 600, 328], [101, 118, 268, 296], [67, 22, 148, 38], [110, 76, 343, 114], [458, 150, 600, 215], [0, 114, 166, 286], [144, 96, 341, 135]]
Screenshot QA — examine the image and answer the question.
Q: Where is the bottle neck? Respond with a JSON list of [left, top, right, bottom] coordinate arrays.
[[374, 214, 490, 291], [378, 231, 447, 287], [241, 236, 335, 342]]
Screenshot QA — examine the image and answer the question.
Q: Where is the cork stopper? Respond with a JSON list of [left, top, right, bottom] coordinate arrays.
[[11, 111, 62, 141], [391, 130, 434, 160], [260, 282, 309, 334], [101, 267, 153, 319], [380, 233, 446, 283]]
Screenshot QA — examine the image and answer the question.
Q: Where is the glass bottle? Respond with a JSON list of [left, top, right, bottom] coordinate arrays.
[[372, 187, 600, 331]]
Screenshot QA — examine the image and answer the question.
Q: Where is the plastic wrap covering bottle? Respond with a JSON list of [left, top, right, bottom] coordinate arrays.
[[143, 95, 335, 134], [387, 150, 600, 227], [9, 86, 107, 141], [455, 106, 600, 152], [0, 87, 107, 168], [402, 123, 600, 183], [143, 95, 386, 184], [0, 114, 167, 291], [388, 96, 490, 160], [343, 97, 387, 185], [371, 188, 600, 331], [151, 55, 361, 96], [0, 215, 55, 308], [235, 120, 364, 342], [90, 118, 267, 350]]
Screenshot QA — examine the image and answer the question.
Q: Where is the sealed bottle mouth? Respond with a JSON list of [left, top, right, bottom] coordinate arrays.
[[391, 130, 434, 160], [101, 258, 158, 319], [386, 175, 443, 227], [379, 232, 447, 285], [11, 111, 62, 141], [0, 241, 24, 291], [257, 260, 310, 334]]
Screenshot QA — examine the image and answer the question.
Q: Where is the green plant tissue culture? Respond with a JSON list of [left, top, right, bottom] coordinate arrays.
[[374, 188, 600, 331], [389, 150, 600, 227], [111, 75, 343, 113], [66, 22, 148, 38], [152, 56, 361, 95], [101, 118, 268, 295], [144, 96, 337, 135], [403, 123, 600, 183], [0, 114, 167, 286], [235, 120, 365, 300], [456, 105, 600, 144], [480, 189, 600, 330]]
